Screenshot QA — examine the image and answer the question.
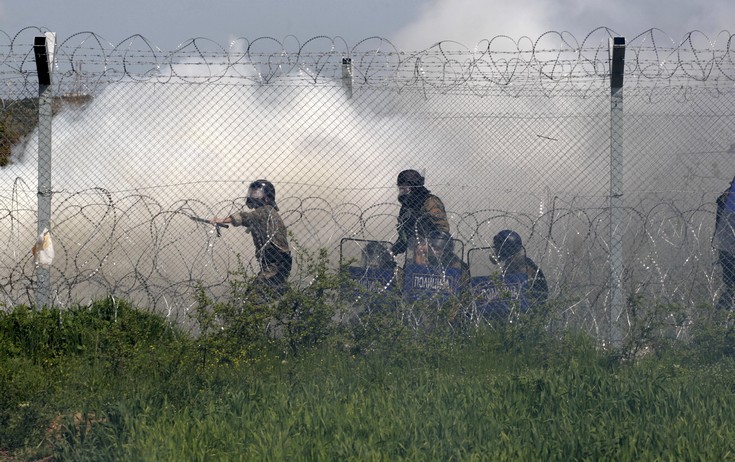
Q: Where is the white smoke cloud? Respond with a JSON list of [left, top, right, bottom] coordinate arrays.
[[2, 21, 731, 313]]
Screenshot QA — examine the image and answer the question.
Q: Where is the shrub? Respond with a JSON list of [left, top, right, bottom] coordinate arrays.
[[191, 243, 348, 364]]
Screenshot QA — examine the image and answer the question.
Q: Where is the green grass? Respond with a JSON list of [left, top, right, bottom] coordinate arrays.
[[3, 295, 735, 461]]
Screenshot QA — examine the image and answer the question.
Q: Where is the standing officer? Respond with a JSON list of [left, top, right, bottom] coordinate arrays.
[[714, 177, 735, 310], [391, 169, 450, 257], [212, 179, 292, 296]]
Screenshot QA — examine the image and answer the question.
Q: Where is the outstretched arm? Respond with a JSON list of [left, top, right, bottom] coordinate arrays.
[[211, 216, 233, 225]]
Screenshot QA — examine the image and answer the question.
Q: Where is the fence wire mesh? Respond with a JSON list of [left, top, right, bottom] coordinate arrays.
[[2, 27, 735, 342]]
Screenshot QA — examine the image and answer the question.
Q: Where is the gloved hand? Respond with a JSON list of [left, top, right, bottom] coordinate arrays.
[[391, 241, 406, 256]]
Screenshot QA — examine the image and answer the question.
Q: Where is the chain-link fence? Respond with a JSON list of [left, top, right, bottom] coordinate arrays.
[[2, 27, 735, 342]]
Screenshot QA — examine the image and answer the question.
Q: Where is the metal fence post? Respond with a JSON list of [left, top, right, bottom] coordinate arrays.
[[33, 33, 55, 309], [342, 57, 353, 99], [609, 37, 625, 347]]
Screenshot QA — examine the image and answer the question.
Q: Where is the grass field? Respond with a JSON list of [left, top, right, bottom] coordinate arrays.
[[2, 291, 735, 461]]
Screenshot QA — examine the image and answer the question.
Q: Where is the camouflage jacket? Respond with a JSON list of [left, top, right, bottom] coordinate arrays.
[[393, 190, 450, 254], [229, 205, 291, 261]]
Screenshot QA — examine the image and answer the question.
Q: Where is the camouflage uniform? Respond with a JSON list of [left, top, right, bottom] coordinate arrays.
[[393, 189, 450, 255], [229, 204, 292, 292]]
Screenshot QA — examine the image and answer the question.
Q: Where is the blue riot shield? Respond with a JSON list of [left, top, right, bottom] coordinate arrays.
[[403, 263, 463, 302], [402, 235, 466, 302], [470, 273, 530, 320], [346, 266, 398, 293], [467, 246, 533, 321], [339, 238, 400, 303]]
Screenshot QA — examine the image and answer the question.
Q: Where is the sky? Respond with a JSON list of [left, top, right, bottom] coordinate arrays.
[[1, 0, 734, 52]]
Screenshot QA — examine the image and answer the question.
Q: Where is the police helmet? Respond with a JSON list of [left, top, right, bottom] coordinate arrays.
[[426, 231, 454, 259], [246, 179, 278, 210], [363, 241, 393, 268], [493, 229, 523, 261], [397, 169, 425, 187]]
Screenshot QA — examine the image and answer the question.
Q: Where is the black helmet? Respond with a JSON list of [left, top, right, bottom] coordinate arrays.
[[493, 229, 523, 261], [246, 179, 278, 210], [397, 169, 425, 187], [427, 231, 454, 257], [397, 170, 426, 206], [362, 241, 393, 268]]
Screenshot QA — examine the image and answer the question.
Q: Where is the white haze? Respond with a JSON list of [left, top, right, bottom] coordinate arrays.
[[1, 58, 465, 306], [2, 52, 600, 306], [2, 7, 733, 312]]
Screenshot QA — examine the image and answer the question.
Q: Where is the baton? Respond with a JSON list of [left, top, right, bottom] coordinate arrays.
[[190, 216, 229, 237]]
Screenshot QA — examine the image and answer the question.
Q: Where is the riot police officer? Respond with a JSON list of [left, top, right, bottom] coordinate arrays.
[[212, 179, 292, 295], [492, 229, 548, 308], [391, 169, 450, 256]]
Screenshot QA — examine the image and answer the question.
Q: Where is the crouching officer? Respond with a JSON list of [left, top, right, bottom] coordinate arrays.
[[492, 230, 548, 309]]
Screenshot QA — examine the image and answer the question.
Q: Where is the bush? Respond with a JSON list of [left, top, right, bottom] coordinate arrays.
[[191, 245, 347, 364]]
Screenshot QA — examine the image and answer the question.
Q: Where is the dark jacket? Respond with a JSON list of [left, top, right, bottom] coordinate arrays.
[[501, 253, 549, 306], [714, 180, 735, 255]]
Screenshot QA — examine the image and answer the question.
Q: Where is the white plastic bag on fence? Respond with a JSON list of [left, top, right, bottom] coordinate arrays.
[[32, 227, 55, 266]]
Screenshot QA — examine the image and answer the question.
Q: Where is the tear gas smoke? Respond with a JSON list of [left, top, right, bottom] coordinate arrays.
[[2, 37, 733, 321]]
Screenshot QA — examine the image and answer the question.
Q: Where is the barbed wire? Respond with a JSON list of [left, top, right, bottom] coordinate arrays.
[[0, 186, 720, 332], [1, 27, 734, 99], [1, 27, 734, 343]]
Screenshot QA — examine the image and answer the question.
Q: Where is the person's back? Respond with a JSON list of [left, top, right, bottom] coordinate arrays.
[[501, 252, 548, 306], [714, 186, 735, 253], [232, 204, 291, 288]]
